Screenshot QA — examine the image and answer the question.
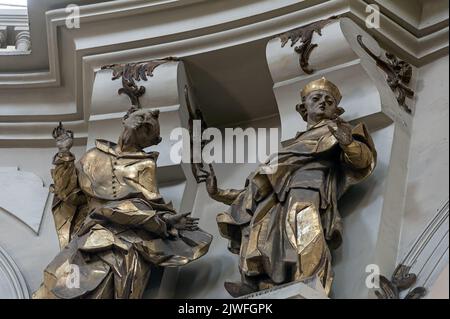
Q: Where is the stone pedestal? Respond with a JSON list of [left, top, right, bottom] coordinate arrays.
[[240, 277, 328, 299]]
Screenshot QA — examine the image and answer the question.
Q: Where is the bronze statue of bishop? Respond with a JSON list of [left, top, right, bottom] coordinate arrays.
[[201, 78, 377, 297]]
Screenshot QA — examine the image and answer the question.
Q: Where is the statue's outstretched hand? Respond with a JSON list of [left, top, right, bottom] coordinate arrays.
[[52, 122, 74, 153], [198, 164, 218, 197], [166, 212, 199, 231], [327, 117, 353, 147]]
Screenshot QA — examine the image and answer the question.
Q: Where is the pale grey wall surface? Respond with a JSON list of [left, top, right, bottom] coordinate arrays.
[[399, 55, 449, 259], [332, 124, 395, 299], [0, 146, 85, 293]]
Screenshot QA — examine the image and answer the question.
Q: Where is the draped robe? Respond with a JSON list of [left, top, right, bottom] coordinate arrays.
[[34, 140, 212, 299]]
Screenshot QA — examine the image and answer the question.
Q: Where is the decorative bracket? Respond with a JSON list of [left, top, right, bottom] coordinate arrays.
[[102, 57, 179, 107], [375, 264, 427, 299], [357, 35, 414, 114], [277, 16, 338, 74], [102, 58, 210, 184]]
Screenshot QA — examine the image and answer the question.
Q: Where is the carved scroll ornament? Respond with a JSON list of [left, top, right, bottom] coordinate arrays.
[[102, 57, 179, 107], [357, 35, 414, 113], [375, 264, 427, 299], [277, 16, 338, 74], [102, 58, 210, 184]]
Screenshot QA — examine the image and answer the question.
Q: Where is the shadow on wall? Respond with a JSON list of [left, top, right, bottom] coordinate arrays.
[[331, 127, 392, 299], [174, 254, 239, 299], [183, 37, 279, 127]]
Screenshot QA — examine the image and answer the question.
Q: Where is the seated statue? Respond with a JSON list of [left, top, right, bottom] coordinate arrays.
[[33, 106, 212, 299], [201, 78, 377, 297]]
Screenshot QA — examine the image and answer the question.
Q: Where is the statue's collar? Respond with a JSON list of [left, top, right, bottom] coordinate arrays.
[[309, 119, 334, 129], [95, 139, 159, 160], [294, 119, 334, 139]]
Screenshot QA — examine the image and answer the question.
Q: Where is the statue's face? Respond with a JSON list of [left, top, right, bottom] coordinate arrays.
[[304, 90, 338, 124], [123, 109, 162, 149]]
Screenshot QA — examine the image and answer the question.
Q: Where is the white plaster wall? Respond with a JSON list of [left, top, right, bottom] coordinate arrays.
[[399, 56, 449, 261], [0, 146, 85, 293], [332, 124, 395, 299], [426, 264, 449, 299]]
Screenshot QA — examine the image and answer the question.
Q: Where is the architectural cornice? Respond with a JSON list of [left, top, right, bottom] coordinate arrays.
[[363, 0, 449, 38], [1, 0, 447, 87], [0, 0, 448, 144]]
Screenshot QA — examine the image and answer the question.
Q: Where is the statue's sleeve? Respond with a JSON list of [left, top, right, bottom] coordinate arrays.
[[211, 188, 244, 206], [51, 152, 86, 248], [341, 123, 377, 170], [94, 201, 170, 238], [338, 123, 377, 194], [341, 141, 373, 169], [211, 171, 266, 206], [51, 152, 78, 201]]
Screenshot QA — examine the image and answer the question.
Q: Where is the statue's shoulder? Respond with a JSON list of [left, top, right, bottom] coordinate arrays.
[[352, 122, 368, 137], [78, 140, 114, 165], [291, 120, 333, 141]]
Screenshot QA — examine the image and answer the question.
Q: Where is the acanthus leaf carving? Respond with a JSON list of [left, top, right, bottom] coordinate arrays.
[[101, 57, 180, 107], [277, 16, 339, 75], [375, 264, 427, 299], [357, 35, 414, 114]]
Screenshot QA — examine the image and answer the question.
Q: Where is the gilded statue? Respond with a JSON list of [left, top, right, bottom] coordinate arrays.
[[33, 106, 212, 299], [200, 78, 377, 297]]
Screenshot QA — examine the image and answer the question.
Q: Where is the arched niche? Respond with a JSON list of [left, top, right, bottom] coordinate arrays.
[[0, 245, 29, 299]]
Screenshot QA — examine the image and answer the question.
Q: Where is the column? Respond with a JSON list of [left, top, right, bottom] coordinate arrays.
[[15, 30, 31, 52]]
